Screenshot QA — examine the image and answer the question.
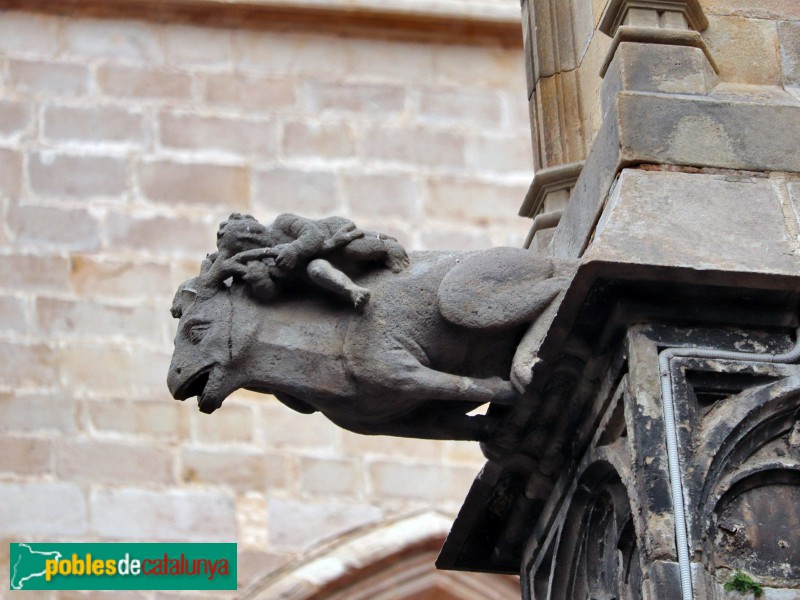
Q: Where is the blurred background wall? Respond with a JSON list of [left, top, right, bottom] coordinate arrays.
[[0, 1, 534, 597]]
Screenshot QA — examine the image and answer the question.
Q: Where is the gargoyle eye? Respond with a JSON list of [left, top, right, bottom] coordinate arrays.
[[186, 322, 211, 344]]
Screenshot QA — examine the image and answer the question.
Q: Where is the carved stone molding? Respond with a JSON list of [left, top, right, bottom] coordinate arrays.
[[598, 0, 708, 37], [520, 0, 594, 170], [597, 0, 716, 77], [0, 0, 523, 46], [519, 161, 584, 219], [599, 26, 718, 77], [519, 161, 583, 254]]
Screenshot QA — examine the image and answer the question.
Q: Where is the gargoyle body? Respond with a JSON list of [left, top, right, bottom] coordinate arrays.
[[168, 215, 574, 441]]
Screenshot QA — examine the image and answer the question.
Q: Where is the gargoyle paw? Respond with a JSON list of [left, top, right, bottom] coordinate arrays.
[[350, 287, 371, 310]]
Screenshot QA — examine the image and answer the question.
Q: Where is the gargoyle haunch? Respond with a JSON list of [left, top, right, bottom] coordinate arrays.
[[167, 213, 574, 441]]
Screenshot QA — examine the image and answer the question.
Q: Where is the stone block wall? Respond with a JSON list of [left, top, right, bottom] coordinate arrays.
[[0, 7, 532, 596], [521, 0, 800, 175]]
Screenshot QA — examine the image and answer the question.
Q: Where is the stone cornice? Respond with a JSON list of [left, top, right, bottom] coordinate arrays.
[[0, 0, 523, 46]]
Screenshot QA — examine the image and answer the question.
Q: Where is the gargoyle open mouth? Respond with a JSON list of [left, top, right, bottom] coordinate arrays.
[[173, 366, 212, 401]]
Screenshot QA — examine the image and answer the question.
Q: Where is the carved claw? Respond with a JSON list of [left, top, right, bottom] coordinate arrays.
[[384, 240, 410, 273]]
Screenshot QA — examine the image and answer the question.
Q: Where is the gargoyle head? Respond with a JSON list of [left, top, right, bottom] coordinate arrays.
[[167, 283, 259, 413]]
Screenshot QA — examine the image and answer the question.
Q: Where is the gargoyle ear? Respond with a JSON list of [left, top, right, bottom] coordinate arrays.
[[170, 287, 199, 319]]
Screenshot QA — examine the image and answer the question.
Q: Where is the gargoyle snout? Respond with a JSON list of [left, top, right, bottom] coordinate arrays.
[[166, 362, 184, 398]]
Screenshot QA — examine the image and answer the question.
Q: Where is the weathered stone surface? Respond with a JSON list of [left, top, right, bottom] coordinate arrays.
[[601, 42, 717, 109], [0, 9, 536, 593], [703, 15, 782, 85], [552, 91, 800, 258], [779, 21, 800, 87], [586, 168, 800, 274], [616, 93, 800, 172], [167, 213, 575, 441], [538, 70, 587, 166], [701, 0, 800, 22]]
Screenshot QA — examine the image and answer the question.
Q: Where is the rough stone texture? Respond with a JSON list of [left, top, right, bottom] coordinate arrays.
[[601, 42, 717, 107], [166, 215, 574, 439], [780, 21, 800, 88], [703, 15, 782, 86], [551, 90, 800, 259], [701, 0, 800, 21], [451, 1, 800, 596], [587, 169, 800, 273], [0, 7, 533, 598], [522, 0, 800, 181]]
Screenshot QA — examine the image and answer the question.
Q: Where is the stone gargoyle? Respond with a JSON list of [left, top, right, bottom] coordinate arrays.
[[167, 213, 575, 441]]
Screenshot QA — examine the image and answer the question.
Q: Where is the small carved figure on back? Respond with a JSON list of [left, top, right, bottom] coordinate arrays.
[[172, 212, 410, 318]]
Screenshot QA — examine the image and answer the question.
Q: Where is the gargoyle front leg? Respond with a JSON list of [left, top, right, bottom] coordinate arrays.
[[370, 355, 517, 406]]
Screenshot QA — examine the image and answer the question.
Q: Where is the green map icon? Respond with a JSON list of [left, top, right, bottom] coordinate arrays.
[[10, 544, 62, 590]]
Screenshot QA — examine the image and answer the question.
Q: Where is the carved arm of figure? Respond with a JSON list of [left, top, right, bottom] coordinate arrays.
[[322, 222, 365, 251]]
